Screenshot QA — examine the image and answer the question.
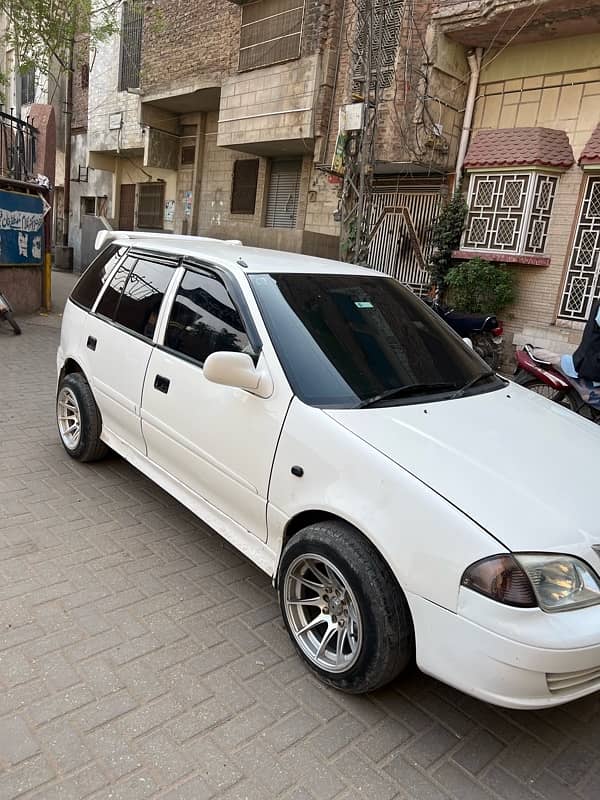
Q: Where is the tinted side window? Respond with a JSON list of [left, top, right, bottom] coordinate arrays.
[[165, 270, 250, 364], [70, 246, 126, 309], [95, 256, 135, 320], [113, 258, 177, 339]]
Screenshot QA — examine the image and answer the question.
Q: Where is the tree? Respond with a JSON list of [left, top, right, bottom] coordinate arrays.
[[428, 185, 468, 295], [0, 1, 122, 78]]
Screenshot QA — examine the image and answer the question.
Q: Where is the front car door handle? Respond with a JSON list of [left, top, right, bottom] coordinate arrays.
[[154, 374, 170, 394]]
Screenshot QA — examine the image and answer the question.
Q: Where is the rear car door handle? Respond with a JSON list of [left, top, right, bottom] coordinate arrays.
[[154, 375, 170, 394], [86, 336, 97, 351]]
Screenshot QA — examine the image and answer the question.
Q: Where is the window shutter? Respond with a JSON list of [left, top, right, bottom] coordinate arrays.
[[231, 159, 260, 215], [239, 0, 304, 72], [137, 183, 165, 230], [119, 1, 143, 91], [265, 160, 302, 229]]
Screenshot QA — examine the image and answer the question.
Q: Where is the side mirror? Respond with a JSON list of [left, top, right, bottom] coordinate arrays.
[[463, 337, 474, 349], [203, 351, 273, 398]]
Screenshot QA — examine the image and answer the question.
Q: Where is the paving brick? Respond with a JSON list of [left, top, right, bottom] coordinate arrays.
[[3, 302, 598, 800], [434, 762, 497, 800], [452, 729, 505, 775], [0, 714, 40, 764], [405, 724, 462, 768]]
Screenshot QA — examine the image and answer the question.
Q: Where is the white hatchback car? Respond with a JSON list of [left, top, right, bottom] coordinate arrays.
[[57, 231, 600, 709]]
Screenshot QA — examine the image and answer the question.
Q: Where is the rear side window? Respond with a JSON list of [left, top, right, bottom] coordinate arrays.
[[70, 246, 126, 309], [95, 257, 135, 320], [164, 269, 250, 364], [114, 258, 177, 339]]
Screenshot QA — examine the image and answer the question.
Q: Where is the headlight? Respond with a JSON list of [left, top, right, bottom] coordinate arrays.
[[516, 554, 600, 612], [461, 554, 600, 612]]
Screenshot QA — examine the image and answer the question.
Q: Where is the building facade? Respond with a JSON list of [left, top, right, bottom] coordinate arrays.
[[77, 0, 467, 278], [435, 0, 600, 355]]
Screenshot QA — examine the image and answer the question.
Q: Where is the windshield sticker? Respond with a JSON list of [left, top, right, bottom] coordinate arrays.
[[355, 301, 373, 308]]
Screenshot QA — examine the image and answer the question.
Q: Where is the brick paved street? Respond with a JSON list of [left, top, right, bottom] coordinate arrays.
[[1, 276, 600, 800]]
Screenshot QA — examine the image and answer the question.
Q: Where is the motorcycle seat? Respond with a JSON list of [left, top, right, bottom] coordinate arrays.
[[524, 344, 553, 367]]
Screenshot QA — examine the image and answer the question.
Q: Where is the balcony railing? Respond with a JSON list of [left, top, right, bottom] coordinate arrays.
[[0, 110, 37, 183]]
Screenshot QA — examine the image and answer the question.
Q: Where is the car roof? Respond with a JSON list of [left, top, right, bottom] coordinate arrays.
[[95, 231, 381, 278]]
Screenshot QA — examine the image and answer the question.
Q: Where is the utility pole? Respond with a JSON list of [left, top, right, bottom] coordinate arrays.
[[62, 37, 74, 249], [339, 0, 405, 264]]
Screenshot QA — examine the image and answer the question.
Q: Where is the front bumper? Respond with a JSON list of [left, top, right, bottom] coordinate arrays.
[[407, 590, 600, 709]]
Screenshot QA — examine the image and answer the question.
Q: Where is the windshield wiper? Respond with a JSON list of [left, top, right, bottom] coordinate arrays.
[[358, 382, 458, 409], [450, 370, 496, 400]]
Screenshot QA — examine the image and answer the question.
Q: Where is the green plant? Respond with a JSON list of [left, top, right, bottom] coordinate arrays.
[[428, 186, 468, 292], [446, 258, 518, 313]]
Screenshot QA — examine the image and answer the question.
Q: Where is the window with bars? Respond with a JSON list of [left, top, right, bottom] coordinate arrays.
[[118, 1, 143, 92], [352, 0, 405, 94], [239, 0, 304, 72], [137, 183, 165, 230], [231, 159, 260, 215], [463, 171, 558, 256], [264, 159, 302, 228], [559, 175, 600, 321], [20, 68, 35, 105]]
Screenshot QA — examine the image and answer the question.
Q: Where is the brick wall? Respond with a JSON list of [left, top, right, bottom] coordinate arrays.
[[71, 34, 89, 132], [471, 33, 600, 351], [142, 0, 238, 93]]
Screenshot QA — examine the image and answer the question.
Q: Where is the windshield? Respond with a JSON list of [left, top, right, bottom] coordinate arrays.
[[249, 273, 503, 409]]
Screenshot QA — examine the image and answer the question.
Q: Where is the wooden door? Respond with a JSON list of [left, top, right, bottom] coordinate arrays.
[[119, 184, 136, 230]]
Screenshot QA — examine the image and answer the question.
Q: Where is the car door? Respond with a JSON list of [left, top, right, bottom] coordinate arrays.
[[86, 251, 179, 453], [140, 263, 293, 541]]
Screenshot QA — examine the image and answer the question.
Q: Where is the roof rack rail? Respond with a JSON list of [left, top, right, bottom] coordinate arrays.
[[94, 230, 243, 252]]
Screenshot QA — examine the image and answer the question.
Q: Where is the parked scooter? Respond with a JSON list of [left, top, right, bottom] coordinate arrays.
[[514, 345, 600, 425], [0, 291, 21, 335], [424, 298, 504, 370]]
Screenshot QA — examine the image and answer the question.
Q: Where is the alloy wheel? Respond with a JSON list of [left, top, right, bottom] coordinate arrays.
[[283, 553, 363, 673], [57, 387, 82, 450]]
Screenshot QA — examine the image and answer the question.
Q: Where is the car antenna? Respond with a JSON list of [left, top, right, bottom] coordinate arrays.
[[237, 258, 249, 269]]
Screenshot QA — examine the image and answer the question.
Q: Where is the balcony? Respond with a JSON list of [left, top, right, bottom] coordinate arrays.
[[0, 110, 37, 183], [434, 0, 600, 47]]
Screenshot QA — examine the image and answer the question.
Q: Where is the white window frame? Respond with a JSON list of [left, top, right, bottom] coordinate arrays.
[[462, 169, 559, 257]]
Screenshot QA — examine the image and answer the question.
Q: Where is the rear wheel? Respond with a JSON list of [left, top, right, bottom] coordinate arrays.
[[57, 373, 108, 462], [514, 372, 567, 403], [278, 520, 414, 693]]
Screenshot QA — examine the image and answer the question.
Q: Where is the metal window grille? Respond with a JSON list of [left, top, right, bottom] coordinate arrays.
[[137, 183, 164, 230], [20, 68, 35, 105], [559, 175, 600, 321], [239, 0, 304, 72], [0, 110, 37, 181], [264, 159, 302, 228], [352, 0, 405, 94], [118, 1, 143, 92], [231, 159, 260, 215], [463, 171, 558, 255], [366, 182, 443, 295]]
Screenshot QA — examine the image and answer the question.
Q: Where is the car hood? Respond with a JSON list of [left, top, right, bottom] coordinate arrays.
[[325, 383, 600, 554]]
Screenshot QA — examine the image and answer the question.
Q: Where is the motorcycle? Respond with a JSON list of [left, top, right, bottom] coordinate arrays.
[[0, 291, 21, 335], [515, 345, 600, 425], [424, 299, 504, 370]]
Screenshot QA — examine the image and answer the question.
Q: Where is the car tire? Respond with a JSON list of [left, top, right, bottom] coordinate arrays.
[[56, 373, 108, 462], [278, 520, 414, 693]]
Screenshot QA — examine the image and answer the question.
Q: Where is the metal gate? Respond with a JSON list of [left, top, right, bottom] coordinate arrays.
[[367, 181, 443, 294], [559, 175, 600, 321]]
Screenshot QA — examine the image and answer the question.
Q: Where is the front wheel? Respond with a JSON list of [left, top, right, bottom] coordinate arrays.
[[278, 520, 414, 693], [5, 311, 21, 335], [56, 373, 108, 462]]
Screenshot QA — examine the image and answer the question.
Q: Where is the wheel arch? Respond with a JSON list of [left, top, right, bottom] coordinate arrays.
[[58, 357, 85, 386], [277, 509, 404, 598]]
